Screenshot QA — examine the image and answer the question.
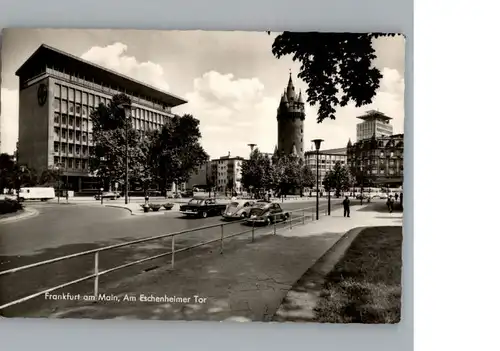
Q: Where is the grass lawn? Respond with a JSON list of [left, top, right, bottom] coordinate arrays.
[[314, 226, 402, 324]]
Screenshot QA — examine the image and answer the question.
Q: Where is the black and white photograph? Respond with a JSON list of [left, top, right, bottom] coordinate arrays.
[[0, 29, 405, 323]]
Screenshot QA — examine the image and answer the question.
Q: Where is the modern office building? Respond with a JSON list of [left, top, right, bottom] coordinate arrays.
[[346, 134, 404, 187], [276, 73, 306, 159], [304, 147, 347, 191], [15, 44, 187, 193], [209, 153, 245, 194], [356, 110, 393, 141]]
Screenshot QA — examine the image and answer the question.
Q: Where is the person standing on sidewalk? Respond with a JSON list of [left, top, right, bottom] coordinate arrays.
[[343, 196, 350, 217], [386, 196, 394, 213]]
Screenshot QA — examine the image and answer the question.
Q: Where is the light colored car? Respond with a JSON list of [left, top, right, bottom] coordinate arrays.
[[222, 200, 256, 220], [95, 192, 120, 200]]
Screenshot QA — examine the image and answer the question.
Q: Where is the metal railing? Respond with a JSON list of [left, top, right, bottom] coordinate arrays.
[[0, 203, 331, 311]]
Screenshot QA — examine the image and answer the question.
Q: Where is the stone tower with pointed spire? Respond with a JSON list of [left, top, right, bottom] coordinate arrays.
[[277, 72, 306, 159]]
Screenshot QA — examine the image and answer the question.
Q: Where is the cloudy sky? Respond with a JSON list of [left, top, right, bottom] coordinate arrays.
[[1, 29, 405, 158]]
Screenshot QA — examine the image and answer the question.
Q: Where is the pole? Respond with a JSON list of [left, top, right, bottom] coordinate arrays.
[[171, 236, 175, 269], [57, 171, 60, 204], [66, 174, 69, 203], [316, 149, 319, 220], [125, 116, 129, 205], [328, 191, 331, 215], [93, 252, 99, 299]]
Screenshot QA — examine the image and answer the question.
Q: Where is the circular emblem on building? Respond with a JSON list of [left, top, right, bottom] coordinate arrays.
[[37, 83, 48, 106]]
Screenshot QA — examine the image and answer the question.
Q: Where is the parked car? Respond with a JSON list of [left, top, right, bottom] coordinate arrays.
[[179, 197, 227, 218], [244, 202, 290, 226], [94, 192, 121, 200], [181, 189, 194, 198], [222, 200, 256, 220]]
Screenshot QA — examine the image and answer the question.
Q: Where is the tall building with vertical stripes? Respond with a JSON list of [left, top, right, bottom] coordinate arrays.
[[15, 44, 187, 193]]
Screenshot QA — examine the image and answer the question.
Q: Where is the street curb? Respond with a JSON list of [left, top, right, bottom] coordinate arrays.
[[0, 207, 39, 224], [104, 204, 182, 217], [272, 226, 366, 323]]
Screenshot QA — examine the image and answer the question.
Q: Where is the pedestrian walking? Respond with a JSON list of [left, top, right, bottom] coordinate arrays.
[[343, 196, 350, 217], [386, 196, 394, 213]]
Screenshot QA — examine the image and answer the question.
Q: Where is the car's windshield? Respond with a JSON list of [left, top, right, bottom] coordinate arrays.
[[188, 199, 204, 205], [227, 202, 240, 210]]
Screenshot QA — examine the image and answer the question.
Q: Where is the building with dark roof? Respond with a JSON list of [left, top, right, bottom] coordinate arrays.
[[346, 133, 404, 187], [276, 73, 306, 159], [15, 44, 187, 192], [356, 110, 394, 141]]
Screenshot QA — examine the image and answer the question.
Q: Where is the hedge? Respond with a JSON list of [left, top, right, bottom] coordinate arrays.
[[0, 199, 24, 215]]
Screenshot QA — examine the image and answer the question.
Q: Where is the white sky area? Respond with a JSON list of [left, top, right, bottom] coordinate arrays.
[[0, 29, 405, 158]]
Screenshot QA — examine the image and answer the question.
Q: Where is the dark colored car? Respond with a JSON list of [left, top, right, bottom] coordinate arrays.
[[244, 202, 290, 226], [181, 189, 194, 198], [179, 197, 227, 218]]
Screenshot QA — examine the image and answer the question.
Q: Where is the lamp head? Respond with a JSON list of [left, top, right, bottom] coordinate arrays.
[[312, 139, 324, 151]]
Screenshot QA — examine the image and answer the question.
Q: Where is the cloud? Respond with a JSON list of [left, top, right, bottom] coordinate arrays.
[[81, 43, 171, 92], [176, 71, 278, 159], [0, 88, 19, 154], [178, 67, 405, 159]]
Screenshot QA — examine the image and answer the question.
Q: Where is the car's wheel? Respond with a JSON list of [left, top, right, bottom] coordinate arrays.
[[240, 212, 246, 218], [265, 217, 271, 226], [201, 211, 208, 218]]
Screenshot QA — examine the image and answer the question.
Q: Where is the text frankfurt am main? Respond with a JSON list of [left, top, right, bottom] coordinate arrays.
[[44, 293, 208, 304]]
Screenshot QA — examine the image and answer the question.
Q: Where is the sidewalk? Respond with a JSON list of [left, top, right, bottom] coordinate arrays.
[[42, 205, 403, 322]]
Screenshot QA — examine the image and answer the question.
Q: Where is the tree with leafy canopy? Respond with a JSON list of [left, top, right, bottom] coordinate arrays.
[[89, 93, 149, 192], [271, 154, 301, 197], [151, 114, 209, 193], [206, 174, 216, 198], [323, 162, 351, 197], [268, 32, 396, 122], [298, 161, 315, 196], [241, 148, 273, 198]]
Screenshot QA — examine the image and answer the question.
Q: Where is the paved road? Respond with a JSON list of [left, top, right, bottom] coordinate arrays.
[[0, 198, 342, 316]]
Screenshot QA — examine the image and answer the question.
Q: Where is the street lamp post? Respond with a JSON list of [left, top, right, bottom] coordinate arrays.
[[247, 144, 256, 198], [312, 139, 323, 220], [360, 165, 364, 206], [54, 163, 62, 204], [248, 143, 256, 154], [118, 103, 136, 205]]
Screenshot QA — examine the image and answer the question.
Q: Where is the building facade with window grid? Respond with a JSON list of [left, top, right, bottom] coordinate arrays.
[[15, 44, 187, 192], [209, 154, 245, 194], [346, 134, 404, 187], [356, 110, 394, 142], [304, 147, 347, 192]]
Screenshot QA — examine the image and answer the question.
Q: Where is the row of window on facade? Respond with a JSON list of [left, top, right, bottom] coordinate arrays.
[[51, 75, 172, 113], [53, 156, 88, 170], [54, 142, 92, 156], [348, 150, 402, 158], [54, 84, 170, 124], [348, 159, 402, 167], [312, 166, 402, 175], [54, 113, 91, 130], [54, 128, 91, 143]]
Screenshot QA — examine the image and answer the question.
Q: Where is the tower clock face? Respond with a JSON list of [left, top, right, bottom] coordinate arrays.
[[37, 83, 48, 106]]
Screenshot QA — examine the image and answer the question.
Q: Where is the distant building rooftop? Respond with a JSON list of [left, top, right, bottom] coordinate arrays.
[[356, 110, 392, 121], [15, 44, 187, 107], [305, 147, 347, 156]]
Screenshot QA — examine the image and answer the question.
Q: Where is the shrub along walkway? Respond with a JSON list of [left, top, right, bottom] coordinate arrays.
[[0, 207, 39, 224]]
